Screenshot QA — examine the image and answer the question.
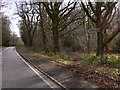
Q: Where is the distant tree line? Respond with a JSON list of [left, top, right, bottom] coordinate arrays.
[[2, 16, 11, 46], [1, 14, 18, 46]]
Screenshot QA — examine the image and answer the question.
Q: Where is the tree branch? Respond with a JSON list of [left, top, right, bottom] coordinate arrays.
[[81, 2, 96, 22], [103, 28, 120, 46]]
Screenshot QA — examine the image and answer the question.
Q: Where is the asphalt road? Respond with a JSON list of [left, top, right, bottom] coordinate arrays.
[[0, 48, 2, 53], [2, 47, 50, 88], [0, 47, 5, 53]]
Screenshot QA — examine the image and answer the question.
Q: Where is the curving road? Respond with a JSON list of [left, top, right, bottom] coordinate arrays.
[[2, 47, 50, 88]]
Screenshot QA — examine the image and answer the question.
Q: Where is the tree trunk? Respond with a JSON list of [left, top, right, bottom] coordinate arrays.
[[28, 37, 32, 47], [52, 19, 60, 54], [87, 33, 90, 54], [87, 16, 90, 54], [96, 4, 103, 56], [39, 3, 48, 52], [96, 31, 103, 56], [41, 29, 48, 52], [27, 31, 32, 47], [40, 17, 48, 52]]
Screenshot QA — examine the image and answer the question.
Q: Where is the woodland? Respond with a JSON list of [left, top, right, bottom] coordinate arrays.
[[2, 1, 120, 88]]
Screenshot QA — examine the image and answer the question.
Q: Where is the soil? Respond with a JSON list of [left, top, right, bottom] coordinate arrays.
[[17, 46, 119, 88], [65, 52, 119, 88], [63, 64, 119, 88], [66, 52, 83, 65]]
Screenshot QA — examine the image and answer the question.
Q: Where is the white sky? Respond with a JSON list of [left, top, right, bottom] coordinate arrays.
[[2, 0, 22, 37]]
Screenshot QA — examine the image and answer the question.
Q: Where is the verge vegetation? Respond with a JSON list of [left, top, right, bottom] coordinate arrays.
[[19, 46, 119, 88]]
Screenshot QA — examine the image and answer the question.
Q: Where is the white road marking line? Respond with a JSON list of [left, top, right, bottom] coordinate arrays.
[[14, 48, 56, 89], [0, 47, 9, 54]]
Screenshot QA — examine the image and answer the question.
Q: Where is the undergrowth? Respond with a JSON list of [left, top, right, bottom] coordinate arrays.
[[25, 46, 72, 65], [78, 53, 120, 68]]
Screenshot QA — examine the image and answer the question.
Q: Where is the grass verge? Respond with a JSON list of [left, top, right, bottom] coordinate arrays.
[[25, 46, 72, 65], [77, 53, 120, 81]]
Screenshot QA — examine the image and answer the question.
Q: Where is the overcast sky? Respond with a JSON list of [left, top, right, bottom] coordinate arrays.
[[2, 0, 22, 37]]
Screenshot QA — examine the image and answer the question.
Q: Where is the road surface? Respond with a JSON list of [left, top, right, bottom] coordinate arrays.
[[0, 47, 6, 53], [2, 47, 50, 88]]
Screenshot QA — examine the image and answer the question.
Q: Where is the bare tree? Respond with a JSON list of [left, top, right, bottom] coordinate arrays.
[[81, 1, 118, 56], [2, 16, 11, 46], [42, 1, 85, 53], [35, 3, 49, 52], [16, 2, 39, 47]]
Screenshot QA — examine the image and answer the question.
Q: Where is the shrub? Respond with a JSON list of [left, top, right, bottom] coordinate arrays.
[[105, 55, 120, 67], [79, 53, 120, 67]]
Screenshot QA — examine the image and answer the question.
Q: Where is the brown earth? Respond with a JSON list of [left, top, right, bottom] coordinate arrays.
[[17, 46, 119, 88]]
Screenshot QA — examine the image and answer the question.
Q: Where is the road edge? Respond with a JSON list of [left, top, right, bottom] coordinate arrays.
[[15, 47, 68, 90]]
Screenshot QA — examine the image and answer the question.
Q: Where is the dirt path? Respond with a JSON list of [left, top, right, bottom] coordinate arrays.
[[67, 52, 83, 64]]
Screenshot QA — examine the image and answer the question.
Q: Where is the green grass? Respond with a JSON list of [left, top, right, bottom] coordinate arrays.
[[25, 47, 72, 65], [77, 53, 120, 67], [76, 53, 120, 81], [104, 54, 120, 67], [26, 46, 120, 67], [25, 46, 120, 81]]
